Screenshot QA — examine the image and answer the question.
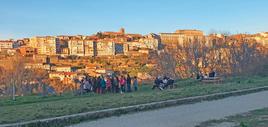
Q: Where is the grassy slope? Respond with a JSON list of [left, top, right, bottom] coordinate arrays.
[[0, 76, 268, 124], [198, 108, 268, 127]]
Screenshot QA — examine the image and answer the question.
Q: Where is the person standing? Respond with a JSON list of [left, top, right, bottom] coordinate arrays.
[[115, 76, 120, 93], [92, 77, 97, 93], [100, 76, 106, 94], [119, 75, 126, 93], [133, 76, 138, 91], [77, 79, 84, 95], [126, 74, 132, 92], [80, 77, 85, 94], [106, 76, 112, 93], [111, 75, 117, 93], [96, 76, 101, 94], [83, 78, 90, 93]]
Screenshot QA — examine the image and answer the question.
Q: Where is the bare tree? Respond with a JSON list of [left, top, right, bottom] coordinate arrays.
[[160, 32, 268, 79], [1, 55, 26, 100], [32, 69, 49, 97], [153, 49, 177, 78], [0, 55, 49, 100]]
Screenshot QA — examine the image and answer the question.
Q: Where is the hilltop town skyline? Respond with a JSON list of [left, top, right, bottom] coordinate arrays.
[[1, 28, 267, 40]]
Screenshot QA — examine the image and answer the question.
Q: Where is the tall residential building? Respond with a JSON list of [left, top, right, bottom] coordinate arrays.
[[84, 40, 97, 56], [29, 36, 60, 55], [68, 39, 85, 56], [68, 39, 97, 57], [96, 41, 116, 56]]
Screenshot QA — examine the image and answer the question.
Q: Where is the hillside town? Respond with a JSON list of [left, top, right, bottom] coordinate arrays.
[[0, 28, 268, 93], [2, 1, 268, 126]]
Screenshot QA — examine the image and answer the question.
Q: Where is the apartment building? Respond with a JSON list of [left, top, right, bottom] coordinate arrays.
[[96, 41, 116, 56], [0, 40, 19, 50], [29, 36, 60, 55], [68, 39, 85, 56], [68, 39, 97, 56], [84, 40, 97, 56]]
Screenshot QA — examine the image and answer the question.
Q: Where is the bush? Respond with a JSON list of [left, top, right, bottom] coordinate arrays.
[[240, 122, 248, 127]]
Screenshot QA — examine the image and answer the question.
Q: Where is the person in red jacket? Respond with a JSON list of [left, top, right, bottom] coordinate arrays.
[[119, 75, 126, 93]]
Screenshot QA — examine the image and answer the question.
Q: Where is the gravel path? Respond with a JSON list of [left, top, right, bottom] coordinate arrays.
[[69, 91, 268, 127]]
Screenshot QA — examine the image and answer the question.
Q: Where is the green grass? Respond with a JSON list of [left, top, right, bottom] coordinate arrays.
[[0, 76, 268, 124], [197, 107, 268, 127]]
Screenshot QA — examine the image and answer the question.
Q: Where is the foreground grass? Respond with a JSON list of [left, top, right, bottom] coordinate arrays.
[[197, 107, 268, 127], [0, 76, 268, 124]]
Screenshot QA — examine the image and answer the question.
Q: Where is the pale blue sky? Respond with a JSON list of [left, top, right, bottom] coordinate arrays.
[[0, 0, 268, 39]]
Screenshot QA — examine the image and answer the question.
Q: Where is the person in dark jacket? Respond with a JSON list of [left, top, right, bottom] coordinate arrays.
[[115, 76, 120, 93], [126, 74, 132, 92], [92, 77, 97, 93], [152, 76, 163, 90], [96, 76, 101, 94], [111, 75, 117, 93], [209, 71, 216, 78], [100, 76, 106, 94]]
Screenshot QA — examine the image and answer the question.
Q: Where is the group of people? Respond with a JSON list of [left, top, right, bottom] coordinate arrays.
[[152, 76, 175, 90], [196, 71, 217, 80], [76, 74, 139, 95]]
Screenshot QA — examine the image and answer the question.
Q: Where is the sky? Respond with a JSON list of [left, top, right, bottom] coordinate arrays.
[[0, 0, 268, 39]]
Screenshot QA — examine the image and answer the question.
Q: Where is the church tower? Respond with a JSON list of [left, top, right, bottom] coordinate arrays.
[[119, 28, 125, 34]]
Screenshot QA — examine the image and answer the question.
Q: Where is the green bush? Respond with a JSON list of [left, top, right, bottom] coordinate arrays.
[[240, 122, 248, 127]]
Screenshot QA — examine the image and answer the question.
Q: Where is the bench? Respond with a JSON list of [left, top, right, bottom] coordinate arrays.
[[201, 77, 223, 84]]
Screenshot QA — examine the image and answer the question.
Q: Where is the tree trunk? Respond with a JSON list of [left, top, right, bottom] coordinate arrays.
[[12, 83, 16, 101]]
